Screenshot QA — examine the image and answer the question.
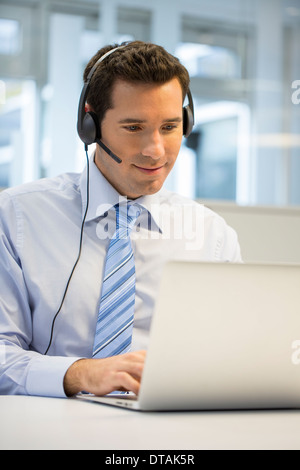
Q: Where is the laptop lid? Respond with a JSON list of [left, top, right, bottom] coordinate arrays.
[[136, 261, 300, 410]]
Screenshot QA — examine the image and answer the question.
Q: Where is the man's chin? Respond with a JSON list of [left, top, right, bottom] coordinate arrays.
[[125, 181, 165, 200]]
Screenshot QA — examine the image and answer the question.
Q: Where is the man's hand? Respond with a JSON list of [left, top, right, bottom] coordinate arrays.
[[63, 350, 146, 397]]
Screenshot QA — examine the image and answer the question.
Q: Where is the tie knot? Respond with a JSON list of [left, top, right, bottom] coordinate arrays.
[[115, 202, 142, 235]]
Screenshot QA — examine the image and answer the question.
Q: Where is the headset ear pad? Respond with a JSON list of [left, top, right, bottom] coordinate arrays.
[[80, 111, 100, 145], [183, 104, 194, 138]]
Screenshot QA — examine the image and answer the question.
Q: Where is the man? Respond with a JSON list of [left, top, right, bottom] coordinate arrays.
[[0, 41, 241, 398]]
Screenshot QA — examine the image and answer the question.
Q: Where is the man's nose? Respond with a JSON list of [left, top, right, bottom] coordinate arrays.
[[140, 130, 165, 160]]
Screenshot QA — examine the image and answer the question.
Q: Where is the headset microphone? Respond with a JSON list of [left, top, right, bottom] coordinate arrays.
[[95, 138, 122, 164]]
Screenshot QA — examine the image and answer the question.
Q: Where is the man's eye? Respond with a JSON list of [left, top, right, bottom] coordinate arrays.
[[126, 125, 140, 132], [163, 124, 177, 131]]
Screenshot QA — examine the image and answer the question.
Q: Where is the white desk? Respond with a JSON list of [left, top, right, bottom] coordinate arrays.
[[0, 396, 300, 450]]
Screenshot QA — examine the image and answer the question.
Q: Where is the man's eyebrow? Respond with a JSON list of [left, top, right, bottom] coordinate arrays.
[[118, 117, 183, 124], [118, 118, 146, 124], [164, 117, 183, 123]]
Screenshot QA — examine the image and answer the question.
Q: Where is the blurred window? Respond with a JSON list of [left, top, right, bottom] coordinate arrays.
[[0, 18, 21, 56], [176, 42, 241, 80]]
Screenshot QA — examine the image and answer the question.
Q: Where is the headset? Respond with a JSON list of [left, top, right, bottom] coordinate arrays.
[[77, 44, 195, 161], [44, 44, 194, 355]]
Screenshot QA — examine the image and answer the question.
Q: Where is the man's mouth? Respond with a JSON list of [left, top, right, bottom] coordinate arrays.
[[134, 164, 165, 175]]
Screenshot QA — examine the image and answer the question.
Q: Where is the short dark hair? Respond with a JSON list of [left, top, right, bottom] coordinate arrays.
[[83, 41, 190, 125]]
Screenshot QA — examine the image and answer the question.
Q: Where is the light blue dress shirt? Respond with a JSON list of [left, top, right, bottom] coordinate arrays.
[[0, 156, 241, 397]]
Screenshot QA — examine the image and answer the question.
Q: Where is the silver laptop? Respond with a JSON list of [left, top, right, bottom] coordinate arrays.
[[76, 261, 300, 411]]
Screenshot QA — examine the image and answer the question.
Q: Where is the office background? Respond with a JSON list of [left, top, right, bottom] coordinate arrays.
[[1, 3, 300, 452], [0, 0, 299, 208]]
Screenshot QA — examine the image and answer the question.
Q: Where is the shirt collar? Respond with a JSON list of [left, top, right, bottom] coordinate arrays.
[[79, 153, 163, 232]]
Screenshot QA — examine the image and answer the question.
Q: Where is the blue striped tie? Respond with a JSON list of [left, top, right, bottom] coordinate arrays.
[[92, 202, 141, 359]]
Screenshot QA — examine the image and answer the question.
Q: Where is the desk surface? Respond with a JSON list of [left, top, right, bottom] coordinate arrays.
[[1, 396, 300, 450]]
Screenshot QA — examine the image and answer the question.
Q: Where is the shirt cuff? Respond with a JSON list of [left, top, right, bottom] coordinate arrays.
[[26, 355, 82, 398]]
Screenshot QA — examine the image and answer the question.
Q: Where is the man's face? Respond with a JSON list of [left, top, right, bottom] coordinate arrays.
[[94, 77, 184, 199]]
